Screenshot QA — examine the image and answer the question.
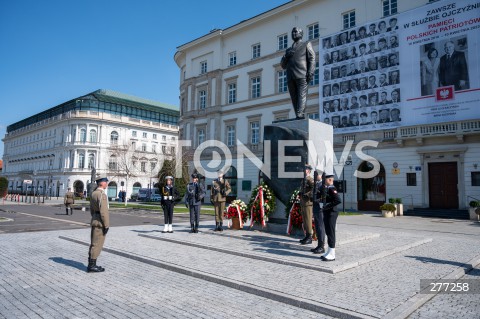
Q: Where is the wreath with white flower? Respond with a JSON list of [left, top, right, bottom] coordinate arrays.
[[246, 182, 276, 226], [224, 199, 248, 224]]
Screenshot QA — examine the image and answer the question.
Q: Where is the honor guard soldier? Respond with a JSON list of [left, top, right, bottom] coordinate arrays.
[[211, 170, 231, 231], [321, 174, 342, 261], [298, 164, 314, 245], [87, 176, 110, 273], [161, 176, 180, 233], [64, 188, 75, 215], [185, 173, 205, 233], [311, 170, 326, 254]]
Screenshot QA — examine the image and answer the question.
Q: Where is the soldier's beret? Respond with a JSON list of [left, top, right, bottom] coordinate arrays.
[[191, 173, 199, 179], [165, 176, 174, 180], [305, 164, 313, 170], [325, 174, 335, 179], [95, 176, 109, 183]]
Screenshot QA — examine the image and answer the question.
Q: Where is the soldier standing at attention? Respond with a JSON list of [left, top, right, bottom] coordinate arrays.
[[311, 171, 326, 254], [211, 170, 231, 231], [185, 173, 205, 233], [321, 174, 342, 261], [298, 164, 314, 245], [87, 176, 110, 273], [64, 187, 75, 215], [161, 176, 180, 233]]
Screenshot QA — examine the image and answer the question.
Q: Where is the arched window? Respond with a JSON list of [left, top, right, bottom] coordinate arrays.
[[107, 181, 117, 199], [357, 161, 386, 211], [133, 182, 141, 195], [88, 153, 95, 169], [89, 129, 97, 143], [80, 128, 87, 143], [78, 153, 85, 168], [110, 131, 119, 144], [225, 166, 238, 197]]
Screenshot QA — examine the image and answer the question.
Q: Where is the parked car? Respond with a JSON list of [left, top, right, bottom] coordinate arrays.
[[149, 194, 162, 202]]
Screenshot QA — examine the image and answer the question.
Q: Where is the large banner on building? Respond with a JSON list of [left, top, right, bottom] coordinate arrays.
[[319, 0, 480, 132]]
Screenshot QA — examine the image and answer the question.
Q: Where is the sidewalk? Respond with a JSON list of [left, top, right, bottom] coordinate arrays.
[[0, 211, 479, 318]]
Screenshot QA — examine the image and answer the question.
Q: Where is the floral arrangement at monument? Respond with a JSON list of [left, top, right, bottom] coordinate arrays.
[[246, 182, 275, 227], [285, 189, 317, 240], [224, 199, 248, 225]]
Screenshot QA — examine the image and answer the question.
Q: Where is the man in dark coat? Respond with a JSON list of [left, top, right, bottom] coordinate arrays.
[[281, 27, 316, 119], [439, 40, 469, 91]]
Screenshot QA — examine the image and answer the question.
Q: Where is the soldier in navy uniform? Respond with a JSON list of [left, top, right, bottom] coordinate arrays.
[[311, 171, 326, 254], [321, 174, 342, 261], [161, 176, 180, 233], [185, 173, 205, 233]]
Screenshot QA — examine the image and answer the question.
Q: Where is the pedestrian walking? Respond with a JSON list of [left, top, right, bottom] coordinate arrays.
[[64, 188, 74, 215]]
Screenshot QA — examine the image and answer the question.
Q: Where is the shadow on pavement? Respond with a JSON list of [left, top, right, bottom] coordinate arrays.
[[405, 255, 474, 272], [49, 257, 86, 271]]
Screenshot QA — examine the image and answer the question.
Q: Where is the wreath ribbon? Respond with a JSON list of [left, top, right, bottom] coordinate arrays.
[[250, 186, 266, 228], [235, 204, 244, 228]]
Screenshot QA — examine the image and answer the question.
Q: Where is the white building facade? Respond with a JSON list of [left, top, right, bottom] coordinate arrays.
[[2, 89, 179, 200], [176, 0, 480, 216]]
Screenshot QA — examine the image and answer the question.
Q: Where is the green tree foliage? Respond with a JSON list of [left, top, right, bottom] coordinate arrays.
[[0, 177, 8, 198]]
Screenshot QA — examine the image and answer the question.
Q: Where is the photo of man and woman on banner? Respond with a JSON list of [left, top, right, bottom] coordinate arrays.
[[320, 0, 479, 131], [320, 16, 402, 132]]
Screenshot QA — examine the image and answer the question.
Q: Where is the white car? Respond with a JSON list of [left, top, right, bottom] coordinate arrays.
[[149, 194, 162, 202]]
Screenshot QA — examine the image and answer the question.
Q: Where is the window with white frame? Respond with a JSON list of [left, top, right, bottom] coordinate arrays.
[[383, 0, 397, 16], [80, 128, 87, 143], [310, 61, 319, 86], [78, 153, 85, 168], [200, 61, 207, 74], [251, 76, 261, 99], [226, 125, 235, 147], [153, 133, 157, 139], [228, 51, 237, 66], [199, 90, 207, 109], [343, 10, 356, 29], [250, 121, 260, 145], [89, 129, 97, 143], [88, 153, 95, 169], [109, 155, 117, 170], [162, 145, 166, 153], [228, 83, 237, 104], [278, 70, 287, 93], [197, 128, 205, 146], [141, 162, 146, 173], [142, 132, 147, 138], [150, 162, 156, 171], [162, 135, 166, 141], [252, 43, 261, 59], [308, 23, 319, 40], [171, 146, 175, 154], [141, 143, 147, 152], [278, 34, 288, 50], [131, 141, 136, 150], [132, 130, 137, 137], [110, 131, 119, 144], [152, 144, 156, 153]]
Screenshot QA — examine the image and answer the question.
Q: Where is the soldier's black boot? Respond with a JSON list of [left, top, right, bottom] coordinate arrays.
[[299, 234, 309, 243], [70, 208, 73, 215], [194, 221, 199, 233], [214, 222, 219, 231], [311, 242, 325, 254], [66, 208, 69, 215], [189, 223, 195, 233], [300, 234, 312, 245], [87, 258, 105, 273], [219, 221, 224, 232]]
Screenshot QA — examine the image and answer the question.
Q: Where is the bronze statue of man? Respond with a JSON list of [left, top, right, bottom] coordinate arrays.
[[281, 27, 316, 119]]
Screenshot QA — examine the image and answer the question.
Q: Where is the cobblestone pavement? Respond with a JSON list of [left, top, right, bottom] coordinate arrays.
[[0, 211, 479, 318]]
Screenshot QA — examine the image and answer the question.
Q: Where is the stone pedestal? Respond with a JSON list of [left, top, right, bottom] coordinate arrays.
[[263, 118, 333, 222]]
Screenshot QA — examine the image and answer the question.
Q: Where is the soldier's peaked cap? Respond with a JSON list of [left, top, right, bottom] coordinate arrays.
[[305, 164, 313, 170], [325, 174, 335, 179], [95, 176, 109, 183], [165, 176, 174, 180], [191, 173, 199, 179]]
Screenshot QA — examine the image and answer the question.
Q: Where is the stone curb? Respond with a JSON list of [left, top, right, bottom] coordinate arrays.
[[383, 253, 480, 319], [59, 235, 376, 319]]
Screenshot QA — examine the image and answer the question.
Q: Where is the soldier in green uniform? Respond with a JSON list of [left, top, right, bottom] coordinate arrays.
[[298, 164, 314, 245], [210, 170, 231, 231], [87, 176, 110, 273], [64, 188, 75, 215]]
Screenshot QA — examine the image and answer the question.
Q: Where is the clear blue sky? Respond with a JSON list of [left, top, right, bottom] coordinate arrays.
[[0, 0, 289, 158]]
